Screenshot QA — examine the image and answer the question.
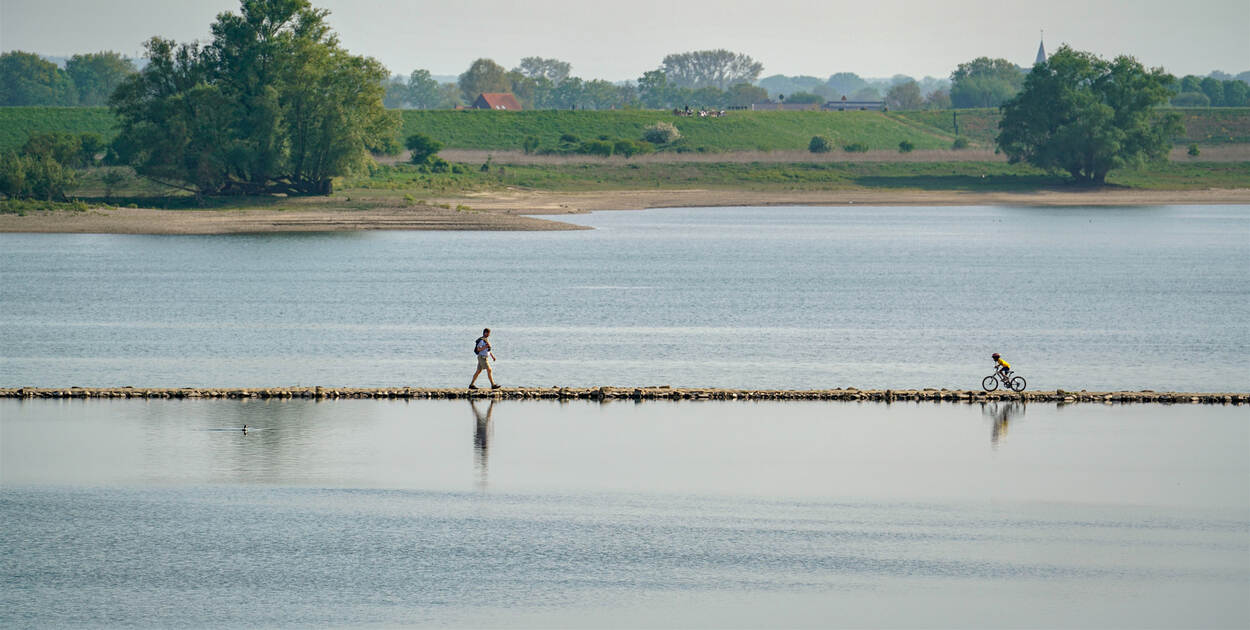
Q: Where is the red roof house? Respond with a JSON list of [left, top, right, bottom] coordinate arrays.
[[473, 93, 522, 110]]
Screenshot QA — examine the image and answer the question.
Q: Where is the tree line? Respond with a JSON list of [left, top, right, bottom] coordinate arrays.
[[0, 51, 137, 106]]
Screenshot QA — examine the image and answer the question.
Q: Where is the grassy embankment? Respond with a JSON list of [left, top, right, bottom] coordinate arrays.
[[2, 107, 1248, 213]]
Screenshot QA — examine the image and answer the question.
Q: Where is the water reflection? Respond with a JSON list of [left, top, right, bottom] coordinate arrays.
[[982, 401, 1026, 448], [470, 399, 494, 490]]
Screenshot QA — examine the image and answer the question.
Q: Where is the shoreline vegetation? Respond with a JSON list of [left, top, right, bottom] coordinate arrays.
[[3, 386, 1246, 404]]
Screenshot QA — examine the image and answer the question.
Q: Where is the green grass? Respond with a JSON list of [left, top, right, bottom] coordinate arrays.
[[399, 109, 954, 152], [0, 107, 119, 151], [897, 107, 1250, 146]]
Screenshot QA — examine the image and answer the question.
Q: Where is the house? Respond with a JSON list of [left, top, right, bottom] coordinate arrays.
[[473, 93, 522, 111]]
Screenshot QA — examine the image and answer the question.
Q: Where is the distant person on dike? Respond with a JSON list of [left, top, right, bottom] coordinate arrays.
[[470, 328, 500, 390], [992, 353, 1011, 379]]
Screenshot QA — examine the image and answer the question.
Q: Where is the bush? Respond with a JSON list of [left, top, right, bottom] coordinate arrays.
[[522, 135, 540, 154], [1171, 91, 1210, 107], [100, 167, 128, 200], [808, 136, 832, 153], [405, 132, 443, 164], [642, 121, 681, 144], [578, 140, 614, 157], [898, 140, 915, 153], [842, 142, 869, 153], [559, 133, 580, 144], [951, 137, 970, 150], [1188, 143, 1201, 157], [613, 139, 652, 158]]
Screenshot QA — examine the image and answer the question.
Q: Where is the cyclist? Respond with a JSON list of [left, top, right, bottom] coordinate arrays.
[[992, 353, 1011, 380]]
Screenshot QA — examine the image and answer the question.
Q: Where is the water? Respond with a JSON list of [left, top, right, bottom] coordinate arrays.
[[2, 398, 1248, 628], [2, 205, 1248, 391]]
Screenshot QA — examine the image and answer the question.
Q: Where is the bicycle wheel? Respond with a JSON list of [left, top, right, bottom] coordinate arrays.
[[982, 375, 999, 392], [1010, 376, 1027, 392]]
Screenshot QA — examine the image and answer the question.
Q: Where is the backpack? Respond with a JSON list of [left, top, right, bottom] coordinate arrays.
[[474, 337, 486, 355]]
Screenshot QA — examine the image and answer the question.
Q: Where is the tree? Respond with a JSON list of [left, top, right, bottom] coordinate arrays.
[[0, 51, 77, 106], [826, 72, 867, 98], [1171, 91, 1210, 107], [1198, 77, 1224, 106], [950, 57, 1023, 108], [405, 133, 442, 164], [1223, 80, 1248, 107], [785, 92, 823, 104], [637, 70, 672, 108], [997, 46, 1181, 184], [660, 50, 763, 90], [458, 58, 509, 103], [515, 57, 570, 84], [924, 88, 951, 110], [726, 82, 768, 107], [382, 75, 409, 108], [109, 0, 396, 197], [808, 136, 832, 153], [851, 86, 880, 101], [885, 80, 923, 110], [65, 52, 136, 106], [406, 69, 440, 109]]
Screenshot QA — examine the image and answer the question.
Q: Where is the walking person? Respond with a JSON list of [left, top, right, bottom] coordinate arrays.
[[469, 328, 500, 389]]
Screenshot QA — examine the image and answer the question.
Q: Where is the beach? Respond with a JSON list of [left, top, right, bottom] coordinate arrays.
[[3, 187, 1249, 234]]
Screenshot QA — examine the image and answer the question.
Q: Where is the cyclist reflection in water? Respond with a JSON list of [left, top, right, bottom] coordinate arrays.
[[983, 401, 1025, 448], [470, 399, 494, 489]]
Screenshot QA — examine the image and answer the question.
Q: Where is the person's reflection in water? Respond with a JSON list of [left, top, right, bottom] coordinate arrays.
[[470, 399, 495, 490], [982, 401, 1025, 448]]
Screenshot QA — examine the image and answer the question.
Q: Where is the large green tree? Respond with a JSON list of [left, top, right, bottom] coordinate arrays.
[[457, 58, 509, 103], [0, 51, 77, 106], [65, 52, 136, 106], [660, 50, 763, 90], [109, 0, 395, 196], [950, 57, 1023, 108], [997, 46, 1181, 184]]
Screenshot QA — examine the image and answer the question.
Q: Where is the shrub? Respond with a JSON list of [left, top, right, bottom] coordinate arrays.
[[405, 132, 443, 164], [559, 133, 579, 144], [808, 136, 832, 153], [522, 135, 540, 154], [578, 140, 614, 157], [613, 139, 652, 158], [1188, 143, 1201, 157], [898, 140, 915, 153], [642, 121, 681, 144], [951, 137, 970, 150], [100, 167, 128, 200], [842, 142, 869, 153]]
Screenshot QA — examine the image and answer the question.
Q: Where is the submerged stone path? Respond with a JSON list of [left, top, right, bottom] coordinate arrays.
[[1, 387, 1245, 404]]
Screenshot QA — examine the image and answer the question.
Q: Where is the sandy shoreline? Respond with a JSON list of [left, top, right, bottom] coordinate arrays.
[[2, 187, 1248, 234]]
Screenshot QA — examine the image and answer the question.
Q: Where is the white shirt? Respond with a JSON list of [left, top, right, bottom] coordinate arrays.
[[475, 338, 491, 357]]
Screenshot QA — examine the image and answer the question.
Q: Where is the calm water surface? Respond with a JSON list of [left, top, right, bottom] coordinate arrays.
[[2, 399, 1248, 628], [2, 204, 1247, 390]]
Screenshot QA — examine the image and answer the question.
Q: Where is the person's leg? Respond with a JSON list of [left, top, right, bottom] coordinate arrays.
[[470, 366, 483, 387], [485, 362, 497, 387]]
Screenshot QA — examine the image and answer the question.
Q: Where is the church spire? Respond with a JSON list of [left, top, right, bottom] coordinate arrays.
[[1035, 30, 1047, 65]]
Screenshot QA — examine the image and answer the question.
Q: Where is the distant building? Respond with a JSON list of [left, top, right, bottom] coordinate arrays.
[[473, 93, 522, 110], [822, 95, 885, 111], [1035, 33, 1047, 65]]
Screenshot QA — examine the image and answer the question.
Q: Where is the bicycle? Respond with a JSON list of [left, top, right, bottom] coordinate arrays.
[[982, 369, 1027, 392]]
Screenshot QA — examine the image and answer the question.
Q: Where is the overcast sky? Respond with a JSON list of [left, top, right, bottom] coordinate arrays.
[[2, 0, 1247, 80]]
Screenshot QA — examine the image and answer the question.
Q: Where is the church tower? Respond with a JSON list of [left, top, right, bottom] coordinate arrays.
[[1035, 32, 1047, 65]]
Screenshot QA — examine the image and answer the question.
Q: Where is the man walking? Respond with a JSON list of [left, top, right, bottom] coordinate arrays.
[[469, 328, 500, 390]]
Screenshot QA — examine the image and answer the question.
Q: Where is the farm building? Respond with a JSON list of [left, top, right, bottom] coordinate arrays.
[[473, 93, 522, 110]]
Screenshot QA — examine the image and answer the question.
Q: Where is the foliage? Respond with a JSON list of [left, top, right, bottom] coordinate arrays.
[[65, 52, 136, 106], [405, 132, 443, 164], [1171, 91, 1211, 107], [808, 135, 832, 153], [578, 139, 614, 157], [951, 137, 969, 150], [458, 58, 509, 103], [843, 142, 869, 152], [1187, 143, 1200, 156], [660, 50, 763, 90], [950, 57, 1023, 108], [923, 88, 951, 110], [515, 57, 571, 84], [785, 92, 824, 104], [642, 121, 681, 144], [885, 81, 923, 110], [100, 167, 129, 199], [898, 140, 915, 153], [109, 0, 396, 197], [0, 151, 78, 201], [997, 46, 1181, 184], [522, 135, 541, 154], [0, 51, 77, 106], [0, 107, 119, 151], [826, 72, 868, 98], [726, 82, 769, 107]]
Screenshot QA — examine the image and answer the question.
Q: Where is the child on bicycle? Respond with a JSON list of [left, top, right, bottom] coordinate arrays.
[[992, 353, 1011, 379]]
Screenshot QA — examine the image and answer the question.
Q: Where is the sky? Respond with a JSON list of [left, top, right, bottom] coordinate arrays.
[[2, 0, 1247, 81]]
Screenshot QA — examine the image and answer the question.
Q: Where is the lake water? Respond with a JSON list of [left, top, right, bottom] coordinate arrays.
[[2, 398, 1248, 628], [2, 205, 1248, 391]]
